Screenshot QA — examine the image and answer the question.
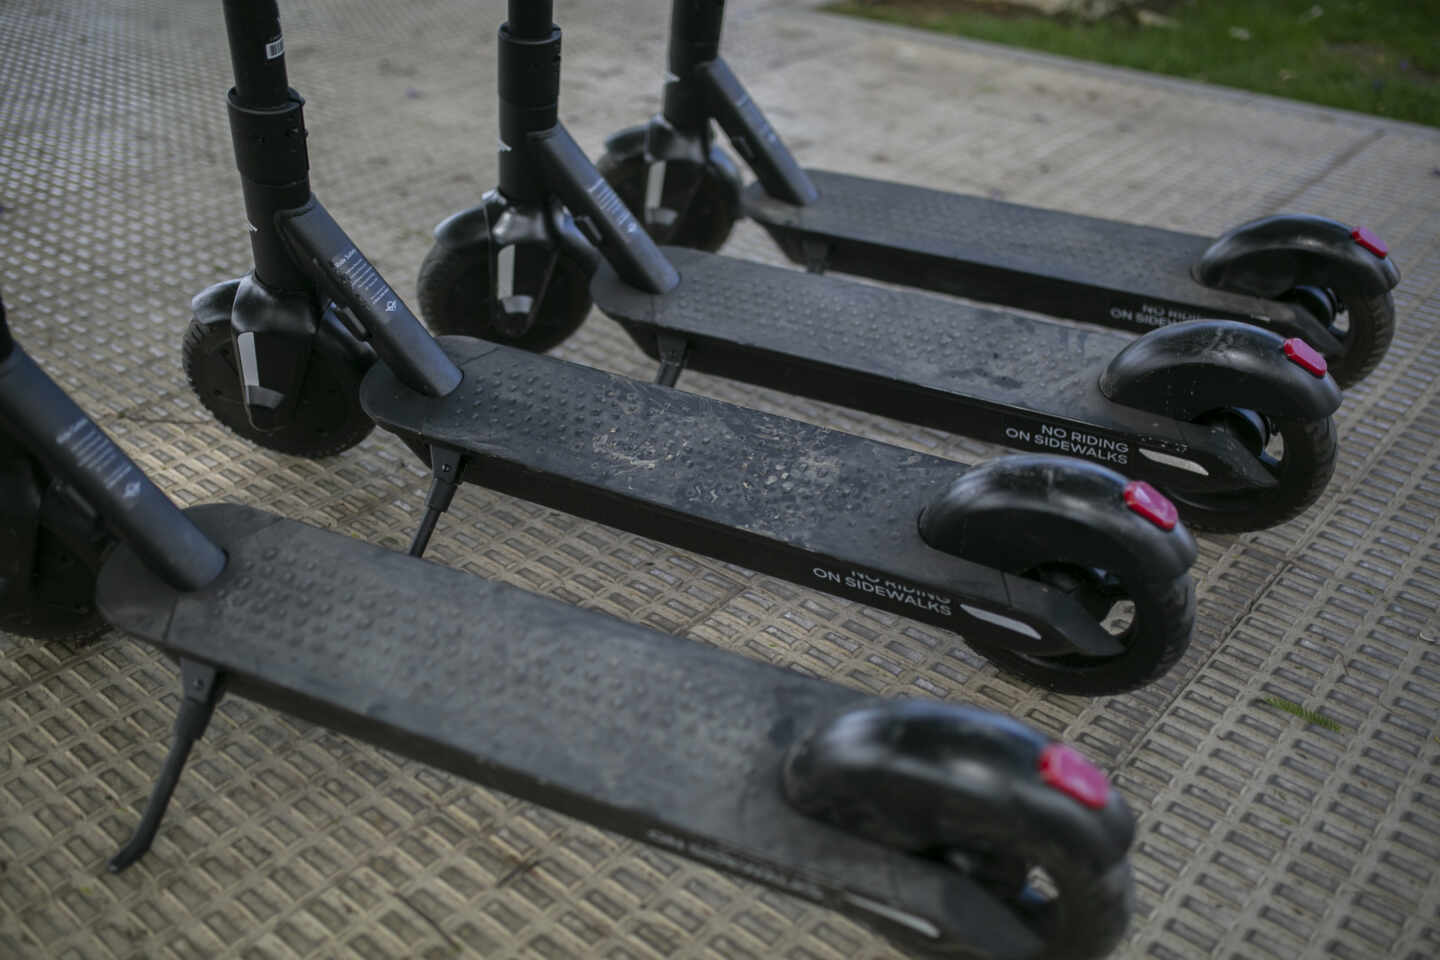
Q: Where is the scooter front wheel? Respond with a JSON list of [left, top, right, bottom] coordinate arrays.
[[416, 241, 591, 352], [969, 565, 1195, 695], [1168, 413, 1337, 533], [0, 454, 110, 644], [596, 151, 740, 253], [0, 527, 109, 643], [184, 294, 375, 459]]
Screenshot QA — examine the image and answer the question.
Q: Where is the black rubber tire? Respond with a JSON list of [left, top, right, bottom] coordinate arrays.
[[0, 534, 109, 644], [183, 306, 375, 459], [1325, 291, 1395, 388], [1167, 415, 1337, 534], [965, 570, 1195, 696], [415, 241, 591, 352], [0, 465, 111, 645], [984, 846, 1128, 960], [951, 842, 1134, 960], [596, 150, 739, 253]]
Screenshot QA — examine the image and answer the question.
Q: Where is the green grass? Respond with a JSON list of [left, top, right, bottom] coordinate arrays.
[[826, 1, 1440, 126], [1261, 696, 1345, 732]]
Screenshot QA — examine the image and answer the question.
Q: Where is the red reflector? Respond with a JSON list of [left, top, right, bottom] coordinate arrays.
[[1123, 481, 1178, 531], [1351, 226, 1388, 258], [1282, 337, 1328, 377], [1039, 743, 1110, 810]]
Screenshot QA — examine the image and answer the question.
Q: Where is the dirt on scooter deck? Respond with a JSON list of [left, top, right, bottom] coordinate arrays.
[[359, 337, 1202, 666], [592, 247, 1311, 496], [743, 171, 1305, 336]]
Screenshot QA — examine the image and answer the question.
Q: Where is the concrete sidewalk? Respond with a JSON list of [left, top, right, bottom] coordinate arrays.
[[1, 1, 1436, 958]]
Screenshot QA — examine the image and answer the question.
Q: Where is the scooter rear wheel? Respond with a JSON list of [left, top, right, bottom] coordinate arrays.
[[416, 241, 591, 353], [183, 298, 375, 459], [1167, 413, 1337, 533], [1318, 291, 1395, 388], [785, 701, 1134, 959], [596, 151, 740, 253], [966, 565, 1194, 695], [952, 842, 1134, 960]]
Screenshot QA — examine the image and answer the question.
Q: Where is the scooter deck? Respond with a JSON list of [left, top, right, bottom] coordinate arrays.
[[742, 170, 1303, 334], [359, 338, 1118, 656], [94, 502, 1040, 957], [591, 247, 1206, 465]]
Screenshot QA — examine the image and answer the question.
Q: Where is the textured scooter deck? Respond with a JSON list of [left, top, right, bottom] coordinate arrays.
[[360, 339, 1114, 654], [591, 247, 1194, 455], [93, 502, 1038, 957], [742, 170, 1303, 333]]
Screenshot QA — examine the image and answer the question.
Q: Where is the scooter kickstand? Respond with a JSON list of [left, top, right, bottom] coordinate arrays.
[[409, 446, 467, 558], [109, 659, 225, 873], [654, 333, 689, 387], [800, 237, 830, 274]]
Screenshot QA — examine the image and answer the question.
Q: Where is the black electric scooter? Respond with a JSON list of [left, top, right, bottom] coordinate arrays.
[[182, 0, 1198, 695], [596, 0, 1401, 389], [416, 3, 1344, 535], [0, 295, 1137, 960]]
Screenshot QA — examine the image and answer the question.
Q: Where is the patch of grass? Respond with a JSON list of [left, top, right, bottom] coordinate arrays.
[[1261, 695, 1345, 732], [826, 0, 1440, 126]]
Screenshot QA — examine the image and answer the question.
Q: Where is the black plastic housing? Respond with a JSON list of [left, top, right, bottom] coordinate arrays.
[[0, 332, 225, 592], [919, 456, 1196, 585], [784, 701, 1135, 870], [664, 0, 726, 134], [276, 199, 462, 397], [497, 15, 562, 202], [1099, 321, 1342, 422], [1196, 214, 1401, 299]]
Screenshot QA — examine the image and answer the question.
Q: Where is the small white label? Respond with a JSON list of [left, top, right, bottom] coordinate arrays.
[[811, 566, 953, 617], [496, 245, 516, 300], [55, 418, 139, 500], [265, 36, 285, 60], [645, 161, 667, 211], [959, 604, 1042, 641], [1002, 418, 1133, 466], [1108, 300, 1209, 328]]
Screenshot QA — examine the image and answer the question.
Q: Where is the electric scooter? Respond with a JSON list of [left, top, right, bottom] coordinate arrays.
[[596, 0, 1401, 388], [182, 0, 1198, 695], [416, 3, 1344, 535], [0, 293, 1137, 960]]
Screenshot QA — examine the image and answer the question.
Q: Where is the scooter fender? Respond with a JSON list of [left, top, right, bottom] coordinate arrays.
[[1099, 320, 1342, 422], [431, 198, 498, 250], [918, 455, 1196, 586], [605, 116, 744, 195], [432, 192, 602, 278], [783, 701, 1134, 871], [602, 121, 648, 160], [195, 275, 318, 432], [1195, 214, 1400, 299]]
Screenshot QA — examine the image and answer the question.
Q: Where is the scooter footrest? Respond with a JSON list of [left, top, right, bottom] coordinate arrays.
[[592, 245, 1126, 423], [741, 170, 1289, 329], [94, 503, 1040, 956], [361, 340, 1114, 653]]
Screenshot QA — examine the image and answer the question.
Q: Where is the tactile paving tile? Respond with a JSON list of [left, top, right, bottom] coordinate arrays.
[[2, 0, 1437, 958]]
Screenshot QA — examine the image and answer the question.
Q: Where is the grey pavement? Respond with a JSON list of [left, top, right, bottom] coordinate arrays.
[[1, 1, 1437, 958]]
